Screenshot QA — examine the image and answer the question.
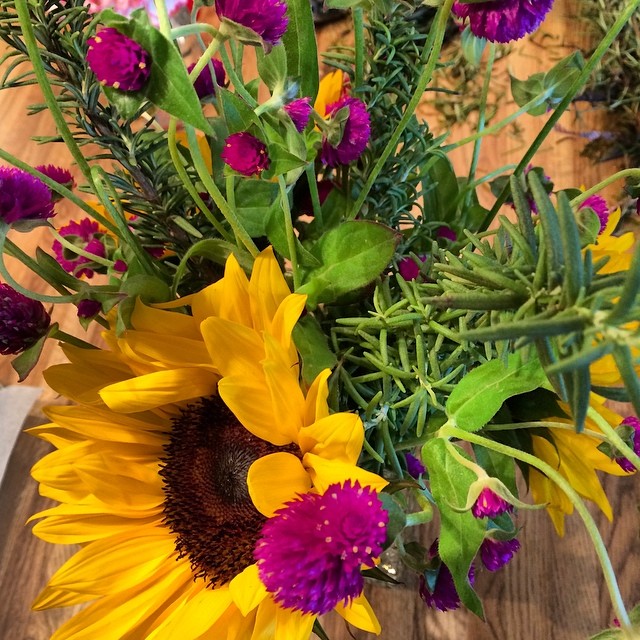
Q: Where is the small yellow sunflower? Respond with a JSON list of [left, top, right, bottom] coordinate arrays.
[[32, 248, 388, 639], [586, 208, 634, 275], [529, 395, 630, 536], [313, 69, 349, 119]]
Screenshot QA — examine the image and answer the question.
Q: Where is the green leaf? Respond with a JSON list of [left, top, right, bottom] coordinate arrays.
[[11, 328, 51, 382], [281, 0, 318, 101], [217, 87, 261, 133], [235, 181, 280, 236], [446, 354, 547, 432], [472, 445, 517, 496], [297, 221, 399, 307], [422, 155, 459, 223], [460, 26, 486, 67], [292, 315, 338, 384], [256, 45, 287, 92], [422, 439, 485, 618], [379, 492, 407, 546], [100, 10, 212, 133]]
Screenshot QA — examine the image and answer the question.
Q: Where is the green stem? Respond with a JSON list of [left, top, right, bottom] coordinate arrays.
[[51, 328, 97, 349], [184, 125, 259, 257], [189, 33, 225, 83], [14, 0, 94, 186], [353, 8, 365, 91], [305, 164, 324, 230], [171, 23, 219, 39], [587, 407, 640, 472], [347, 0, 455, 219], [487, 0, 640, 228], [219, 45, 257, 108], [441, 425, 632, 631], [153, 0, 172, 37], [278, 176, 300, 290], [570, 168, 640, 207]]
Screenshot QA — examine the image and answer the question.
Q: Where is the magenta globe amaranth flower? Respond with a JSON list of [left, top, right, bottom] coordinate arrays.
[[321, 97, 371, 166], [215, 0, 289, 47], [0, 166, 54, 224], [255, 480, 388, 615], [0, 284, 50, 355], [471, 487, 513, 519], [614, 416, 640, 473], [480, 537, 521, 571], [398, 254, 427, 281], [404, 452, 426, 477], [452, 0, 555, 44], [76, 298, 102, 319], [579, 193, 609, 234], [187, 60, 226, 99], [221, 132, 270, 177], [284, 97, 312, 132], [52, 218, 108, 279], [86, 28, 151, 91]]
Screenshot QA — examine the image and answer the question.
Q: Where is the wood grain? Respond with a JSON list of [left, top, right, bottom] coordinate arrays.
[[1, 2, 639, 638]]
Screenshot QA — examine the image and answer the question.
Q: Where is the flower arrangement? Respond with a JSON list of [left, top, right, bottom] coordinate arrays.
[[0, 0, 639, 639]]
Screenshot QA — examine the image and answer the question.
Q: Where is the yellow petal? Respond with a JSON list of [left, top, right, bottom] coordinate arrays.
[[335, 593, 381, 633], [304, 453, 389, 494], [314, 69, 346, 117], [298, 413, 364, 462], [304, 368, 331, 425], [268, 293, 308, 366], [116, 331, 213, 368], [252, 597, 315, 640], [32, 587, 96, 611], [248, 453, 312, 517], [99, 368, 218, 413], [130, 299, 201, 340], [229, 564, 268, 615]]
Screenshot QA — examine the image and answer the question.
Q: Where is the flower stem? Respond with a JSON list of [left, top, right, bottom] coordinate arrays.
[[440, 425, 633, 631], [50, 328, 96, 350], [277, 176, 300, 289], [353, 8, 365, 91], [48, 228, 114, 269], [570, 168, 640, 207], [347, 0, 455, 219]]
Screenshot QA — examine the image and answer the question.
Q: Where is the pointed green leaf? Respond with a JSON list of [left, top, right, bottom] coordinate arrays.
[[282, 0, 318, 101]]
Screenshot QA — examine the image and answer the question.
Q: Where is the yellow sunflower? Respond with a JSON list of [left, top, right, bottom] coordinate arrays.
[[31, 248, 388, 639], [586, 208, 634, 275], [529, 395, 630, 536], [313, 69, 349, 119]]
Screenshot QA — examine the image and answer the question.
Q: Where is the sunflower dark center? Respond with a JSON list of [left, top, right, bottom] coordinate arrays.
[[160, 395, 295, 588]]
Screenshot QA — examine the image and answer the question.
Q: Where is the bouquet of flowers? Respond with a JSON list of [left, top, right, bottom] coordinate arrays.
[[1, 0, 639, 638]]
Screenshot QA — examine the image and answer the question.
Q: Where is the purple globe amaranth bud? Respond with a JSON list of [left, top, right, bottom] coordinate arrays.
[[221, 132, 270, 177], [0, 166, 54, 224], [480, 537, 521, 572], [321, 97, 371, 166], [437, 225, 457, 242], [471, 487, 513, 519], [405, 452, 426, 478], [579, 194, 609, 234], [398, 255, 427, 281], [614, 416, 640, 473], [452, 0, 555, 44], [215, 0, 289, 46], [35, 165, 75, 190], [52, 218, 107, 279], [0, 284, 51, 355], [86, 28, 151, 91], [255, 481, 388, 615], [187, 60, 226, 99], [284, 97, 312, 132], [76, 299, 102, 319]]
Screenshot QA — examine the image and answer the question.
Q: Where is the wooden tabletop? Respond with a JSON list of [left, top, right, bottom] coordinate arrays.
[[1, 2, 639, 638]]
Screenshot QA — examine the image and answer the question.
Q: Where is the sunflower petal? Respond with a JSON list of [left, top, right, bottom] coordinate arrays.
[[304, 453, 389, 494], [335, 593, 381, 633], [247, 453, 312, 517], [229, 564, 268, 615], [298, 413, 364, 462], [304, 368, 331, 425]]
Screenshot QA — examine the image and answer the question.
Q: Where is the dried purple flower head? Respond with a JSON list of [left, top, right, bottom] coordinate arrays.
[[398, 255, 427, 281], [419, 541, 475, 612], [255, 480, 388, 615], [404, 452, 426, 478], [0, 284, 50, 355], [480, 537, 521, 571], [86, 28, 151, 91], [614, 416, 640, 473], [187, 60, 226, 99], [452, 0, 555, 43], [52, 218, 107, 279], [221, 132, 270, 177], [76, 298, 102, 319], [321, 97, 371, 166], [471, 487, 513, 519], [437, 226, 457, 242], [284, 97, 312, 132], [0, 166, 54, 224], [34, 165, 75, 191], [579, 194, 609, 234], [215, 0, 289, 46]]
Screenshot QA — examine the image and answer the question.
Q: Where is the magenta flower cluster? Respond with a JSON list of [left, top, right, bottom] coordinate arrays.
[[86, 28, 151, 91], [52, 218, 107, 279], [452, 0, 555, 44], [321, 97, 371, 166], [615, 416, 640, 473], [0, 166, 54, 224], [255, 480, 388, 615], [221, 132, 270, 177], [284, 98, 312, 132], [480, 537, 521, 572], [579, 194, 609, 234], [471, 487, 513, 519], [0, 284, 50, 355], [215, 0, 289, 46]]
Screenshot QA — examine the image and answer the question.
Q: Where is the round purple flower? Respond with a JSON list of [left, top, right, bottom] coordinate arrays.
[[221, 132, 270, 177], [86, 28, 151, 91], [0, 284, 50, 355], [419, 541, 475, 612], [255, 480, 388, 615], [34, 165, 75, 190], [76, 298, 102, 319], [579, 194, 609, 234], [471, 487, 513, 519], [215, 0, 289, 46], [284, 97, 312, 132], [405, 452, 426, 478], [437, 225, 457, 242], [452, 0, 555, 44], [52, 218, 107, 279], [0, 166, 54, 224], [398, 254, 427, 281], [187, 60, 226, 99], [480, 537, 521, 571], [321, 97, 371, 166], [614, 416, 640, 473]]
